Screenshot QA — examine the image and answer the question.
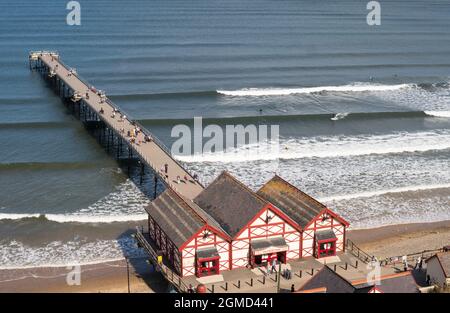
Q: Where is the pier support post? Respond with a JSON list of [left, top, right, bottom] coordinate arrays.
[[153, 176, 158, 199], [140, 163, 145, 185]]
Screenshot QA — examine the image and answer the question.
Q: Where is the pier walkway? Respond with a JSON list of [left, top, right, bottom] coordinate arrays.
[[30, 51, 203, 200]]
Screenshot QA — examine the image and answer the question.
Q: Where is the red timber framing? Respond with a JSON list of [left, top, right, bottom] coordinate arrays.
[[196, 255, 220, 277], [179, 224, 231, 277], [316, 237, 337, 258], [231, 203, 301, 269], [147, 215, 182, 274], [302, 208, 349, 258]]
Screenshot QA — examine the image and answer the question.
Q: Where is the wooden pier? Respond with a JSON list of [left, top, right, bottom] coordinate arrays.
[[29, 51, 203, 200]]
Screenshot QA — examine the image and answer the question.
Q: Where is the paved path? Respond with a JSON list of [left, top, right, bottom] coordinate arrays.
[[38, 53, 204, 200]]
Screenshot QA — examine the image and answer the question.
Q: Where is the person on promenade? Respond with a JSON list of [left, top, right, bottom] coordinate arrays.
[[100, 107, 104, 114], [291, 284, 295, 292], [415, 256, 422, 270], [271, 258, 277, 274], [111, 111, 116, 119], [164, 163, 168, 174], [402, 255, 408, 271]]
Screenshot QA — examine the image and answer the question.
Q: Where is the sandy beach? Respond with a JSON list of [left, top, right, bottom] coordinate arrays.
[[0, 220, 448, 293]]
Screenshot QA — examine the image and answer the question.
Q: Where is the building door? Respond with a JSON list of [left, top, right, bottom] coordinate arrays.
[[316, 239, 337, 258], [196, 256, 220, 277]]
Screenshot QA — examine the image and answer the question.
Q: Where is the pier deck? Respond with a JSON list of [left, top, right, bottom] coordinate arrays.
[[34, 52, 203, 200]]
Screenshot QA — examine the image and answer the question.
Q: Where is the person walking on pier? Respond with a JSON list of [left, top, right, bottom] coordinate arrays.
[[100, 107, 104, 114], [271, 258, 277, 274], [164, 163, 168, 174]]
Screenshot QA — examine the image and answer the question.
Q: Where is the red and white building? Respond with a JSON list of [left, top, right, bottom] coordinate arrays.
[[144, 171, 350, 277]]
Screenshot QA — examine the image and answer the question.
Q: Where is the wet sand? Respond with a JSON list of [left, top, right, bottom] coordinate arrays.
[[1, 220, 448, 292], [0, 258, 168, 293], [348, 220, 450, 259]]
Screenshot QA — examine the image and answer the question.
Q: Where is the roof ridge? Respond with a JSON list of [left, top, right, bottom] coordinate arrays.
[[264, 174, 327, 210], [212, 171, 268, 205], [166, 188, 206, 225], [351, 270, 412, 285]]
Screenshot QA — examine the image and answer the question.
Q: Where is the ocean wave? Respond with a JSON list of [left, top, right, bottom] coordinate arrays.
[[330, 112, 349, 121], [217, 83, 413, 96], [424, 111, 450, 118], [0, 238, 146, 270], [0, 180, 150, 224], [0, 213, 147, 223], [319, 183, 450, 202], [176, 129, 450, 163]]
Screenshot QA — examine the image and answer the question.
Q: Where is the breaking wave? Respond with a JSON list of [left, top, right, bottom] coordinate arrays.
[[217, 83, 412, 96], [0, 180, 149, 223], [319, 183, 450, 202], [175, 129, 450, 163], [424, 111, 450, 118]]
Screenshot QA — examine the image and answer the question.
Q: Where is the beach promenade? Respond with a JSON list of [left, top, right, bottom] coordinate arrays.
[[31, 52, 203, 200]]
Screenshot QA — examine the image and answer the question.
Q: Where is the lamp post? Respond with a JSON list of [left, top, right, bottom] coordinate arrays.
[[276, 262, 281, 293], [126, 256, 130, 293]]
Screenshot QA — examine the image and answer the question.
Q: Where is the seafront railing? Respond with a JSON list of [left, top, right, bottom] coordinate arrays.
[[345, 239, 375, 264], [134, 226, 190, 293], [380, 247, 444, 267], [43, 53, 203, 190]]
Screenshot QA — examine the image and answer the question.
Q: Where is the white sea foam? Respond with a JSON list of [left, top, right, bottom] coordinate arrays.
[[0, 238, 146, 270], [217, 83, 412, 96], [176, 129, 450, 163], [0, 180, 150, 223], [424, 111, 450, 118], [319, 183, 450, 202], [331, 112, 349, 121]]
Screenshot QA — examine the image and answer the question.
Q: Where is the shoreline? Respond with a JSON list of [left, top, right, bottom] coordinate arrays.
[[0, 219, 449, 292]]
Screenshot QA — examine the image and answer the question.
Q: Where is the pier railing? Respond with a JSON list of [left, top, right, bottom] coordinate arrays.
[[380, 247, 444, 267], [134, 226, 190, 293], [345, 239, 375, 264], [50, 54, 203, 189]]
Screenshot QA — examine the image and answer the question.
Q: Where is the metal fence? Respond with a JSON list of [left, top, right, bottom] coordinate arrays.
[[134, 226, 190, 293], [38, 52, 204, 190], [345, 239, 375, 264]]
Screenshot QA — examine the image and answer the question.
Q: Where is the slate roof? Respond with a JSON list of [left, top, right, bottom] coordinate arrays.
[[315, 229, 337, 242], [426, 252, 450, 277], [353, 272, 419, 293], [194, 171, 267, 237], [145, 189, 205, 248], [257, 175, 327, 228], [298, 266, 356, 293], [197, 247, 219, 259], [251, 237, 288, 252]]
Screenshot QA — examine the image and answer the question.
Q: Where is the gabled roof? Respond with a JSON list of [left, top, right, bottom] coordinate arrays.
[[353, 271, 419, 293], [298, 266, 356, 293], [257, 175, 328, 228], [145, 189, 206, 248], [426, 252, 450, 277], [194, 171, 267, 237]]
